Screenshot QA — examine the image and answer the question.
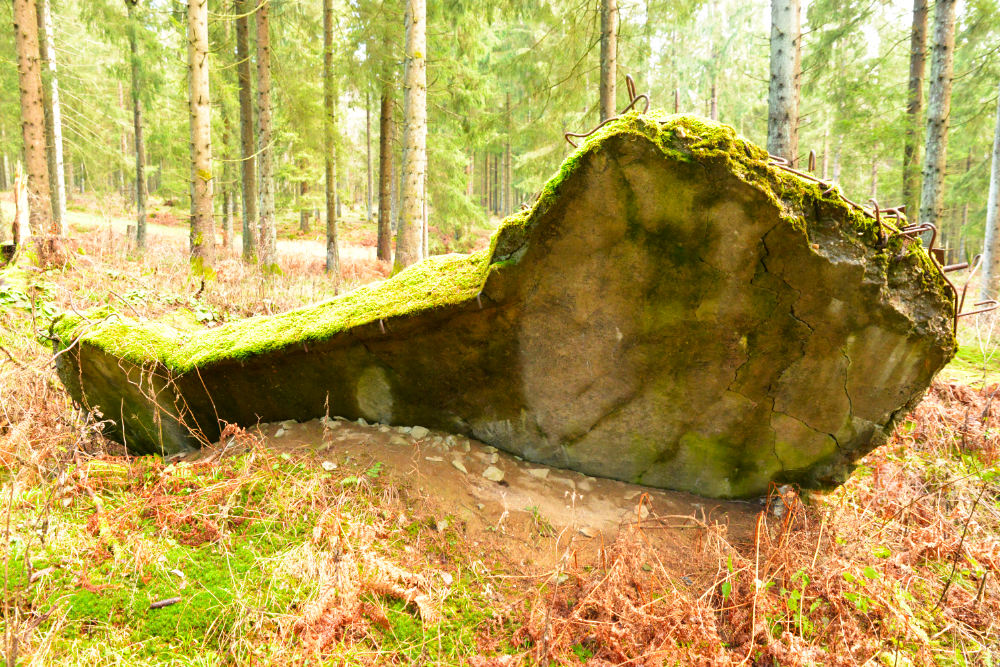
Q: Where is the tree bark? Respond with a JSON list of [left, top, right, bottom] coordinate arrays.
[[256, 0, 277, 270], [36, 0, 64, 235], [919, 0, 957, 228], [767, 0, 800, 165], [127, 1, 147, 251], [13, 0, 55, 254], [393, 0, 427, 271], [366, 90, 373, 224], [377, 76, 394, 262], [903, 0, 928, 219], [235, 0, 257, 262], [599, 0, 617, 122], [504, 93, 512, 216], [188, 0, 215, 271], [323, 0, 340, 278], [979, 83, 1000, 299]]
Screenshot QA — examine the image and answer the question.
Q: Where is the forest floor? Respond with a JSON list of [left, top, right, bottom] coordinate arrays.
[[1, 196, 1000, 665]]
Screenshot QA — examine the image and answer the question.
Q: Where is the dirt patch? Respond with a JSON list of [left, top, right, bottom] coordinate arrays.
[[196, 417, 762, 576]]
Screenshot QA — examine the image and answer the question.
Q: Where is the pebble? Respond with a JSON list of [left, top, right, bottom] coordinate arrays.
[[451, 459, 468, 474], [624, 490, 642, 500], [321, 461, 338, 471], [444, 435, 457, 448], [482, 466, 505, 482], [425, 456, 444, 462], [274, 428, 286, 438], [441, 572, 454, 586], [579, 526, 597, 538], [398, 426, 412, 434], [410, 426, 430, 439], [280, 420, 297, 429], [482, 446, 498, 454], [357, 417, 368, 426], [489, 453, 499, 464], [476, 503, 485, 510], [461, 441, 471, 453], [527, 468, 549, 479], [577, 479, 594, 492], [388, 436, 409, 447], [378, 425, 391, 433], [436, 519, 449, 532]]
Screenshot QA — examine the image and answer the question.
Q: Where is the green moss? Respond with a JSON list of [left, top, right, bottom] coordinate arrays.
[[53, 112, 953, 372]]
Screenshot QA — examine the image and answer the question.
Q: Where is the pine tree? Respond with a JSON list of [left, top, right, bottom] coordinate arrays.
[[767, 0, 800, 165], [980, 83, 1000, 300], [323, 0, 341, 278], [256, 0, 277, 270], [918, 0, 957, 228], [393, 0, 427, 271], [126, 0, 147, 250], [188, 0, 215, 270], [235, 0, 258, 263]]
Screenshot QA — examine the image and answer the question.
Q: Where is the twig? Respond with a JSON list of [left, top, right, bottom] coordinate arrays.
[[0, 346, 25, 370], [932, 482, 988, 612]]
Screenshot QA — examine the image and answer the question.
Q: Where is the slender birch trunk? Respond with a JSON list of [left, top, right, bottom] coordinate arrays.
[[366, 90, 373, 223], [13, 0, 55, 257], [127, 1, 147, 250], [256, 0, 277, 270], [979, 83, 1000, 299], [919, 0, 957, 228], [767, 0, 800, 165], [188, 0, 215, 270], [36, 0, 64, 234], [393, 0, 426, 271], [599, 0, 617, 122], [903, 0, 928, 218], [235, 0, 257, 262], [323, 0, 341, 278]]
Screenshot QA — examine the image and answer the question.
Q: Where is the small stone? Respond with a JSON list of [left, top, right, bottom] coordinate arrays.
[[398, 426, 411, 434], [579, 526, 597, 538], [451, 459, 468, 474], [638, 505, 650, 520], [274, 428, 286, 438], [378, 425, 391, 433], [489, 453, 499, 464], [321, 461, 338, 471], [435, 519, 449, 532], [389, 436, 409, 447], [425, 456, 444, 462], [527, 468, 549, 479], [444, 435, 457, 448], [441, 572, 454, 585], [577, 479, 594, 492], [482, 446, 497, 454], [410, 425, 430, 439], [280, 420, 296, 429], [624, 490, 642, 500], [482, 466, 504, 482], [476, 503, 485, 510], [357, 417, 368, 426], [461, 441, 471, 452]]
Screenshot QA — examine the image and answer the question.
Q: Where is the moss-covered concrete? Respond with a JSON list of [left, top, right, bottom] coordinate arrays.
[[52, 113, 956, 498]]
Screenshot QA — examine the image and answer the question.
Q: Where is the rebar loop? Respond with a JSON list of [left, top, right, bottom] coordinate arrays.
[[564, 74, 650, 148]]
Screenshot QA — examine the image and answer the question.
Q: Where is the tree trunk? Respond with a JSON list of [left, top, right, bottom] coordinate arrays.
[[366, 90, 373, 224], [377, 78, 394, 262], [393, 0, 427, 271], [504, 93, 512, 216], [36, 0, 64, 235], [299, 175, 310, 233], [832, 136, 842, 183], [903, 0, 928, 219], [767, 0, 800, 165], [256, 0, 277, 270], [235, 0, 257, 262], [918, 0, 957, 228], [710, 82, 718, 121], [599, 0, 618, 122], [821, 128, 829, 180], [12, 0, 55, 254], [188, 0, 214, 271], [127, 1, 147, 250], [979, 82, 1000, 299], [0, 122, 8, 190], [870, 159, 878, 200], [323, 0, 340, 278]]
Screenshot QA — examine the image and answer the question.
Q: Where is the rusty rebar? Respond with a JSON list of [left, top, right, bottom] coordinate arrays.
[[564, 74, 649, 148]]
